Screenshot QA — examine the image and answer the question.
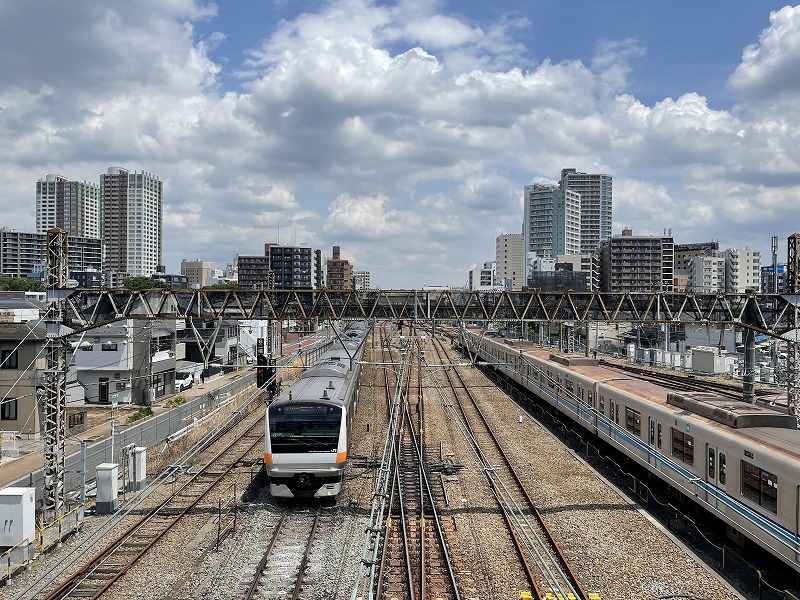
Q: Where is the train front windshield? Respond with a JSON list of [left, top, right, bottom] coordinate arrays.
[[269, 403, 343, 453]]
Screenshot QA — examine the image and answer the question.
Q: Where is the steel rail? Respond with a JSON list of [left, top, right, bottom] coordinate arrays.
[[244, 511, 288, 600], [14, 388, 267, 600], [428, 335, 589, 600], [42, 413, 265, 599]]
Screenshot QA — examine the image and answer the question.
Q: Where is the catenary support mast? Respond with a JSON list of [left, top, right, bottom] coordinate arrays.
[[43, 228, 69, 518]]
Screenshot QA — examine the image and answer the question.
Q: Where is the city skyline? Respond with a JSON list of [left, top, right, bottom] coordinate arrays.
[[1, 1, 799, 287]]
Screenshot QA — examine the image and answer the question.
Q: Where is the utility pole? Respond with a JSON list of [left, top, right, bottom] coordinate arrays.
[[43, 228, 69, 520], [786, 233, 800, 415]]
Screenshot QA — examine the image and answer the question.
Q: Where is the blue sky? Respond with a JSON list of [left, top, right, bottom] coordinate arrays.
[[0, 1, 798, 287]]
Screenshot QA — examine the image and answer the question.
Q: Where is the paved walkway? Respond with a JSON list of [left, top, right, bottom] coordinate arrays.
[[0, 368, 249, 489]]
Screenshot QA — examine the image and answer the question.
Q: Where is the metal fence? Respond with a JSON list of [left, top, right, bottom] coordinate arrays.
[[10, 371, 256, 509]]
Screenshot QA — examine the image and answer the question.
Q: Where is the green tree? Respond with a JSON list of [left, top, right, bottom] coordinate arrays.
[[122, 276, 167, 289], [0, 277, 45, 292], [205, 280, 239, 289]]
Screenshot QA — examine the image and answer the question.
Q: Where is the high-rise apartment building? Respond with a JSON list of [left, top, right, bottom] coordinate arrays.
[[559, 169, 612, 254], [268, 244, 322, 289], [0, 228, 102, 279], [181, 259, 215, 289], [523, 184, 581, 259], [36, 174, 100, 239], [325, 246, 353, 290], [688, 252, 726, 292], [100, 167, 163, 286], [600, 228, 674, 292], [495, 233, 525, 290], [724, 247, 761, 292]]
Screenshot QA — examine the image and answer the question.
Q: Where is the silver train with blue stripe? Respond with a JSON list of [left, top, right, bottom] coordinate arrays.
[[264, 322, 370, 499], [464, 329, 800, 574]]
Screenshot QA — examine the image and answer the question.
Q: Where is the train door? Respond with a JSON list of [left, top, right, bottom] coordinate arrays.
[[647, 416, 663, 470], [705, 444, 727, 513]]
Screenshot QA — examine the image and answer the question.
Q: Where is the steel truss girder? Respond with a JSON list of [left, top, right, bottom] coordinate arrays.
[[61, 290, 800, 339]]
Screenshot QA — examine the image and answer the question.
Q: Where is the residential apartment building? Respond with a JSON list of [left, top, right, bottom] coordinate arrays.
[[725, 247, 761, 292], [101, 167, 163, 287], [354, 271, 371, 290], [688, 252, 726, 292], [554, 253, 600, 291], [674, 241, 719, 271], [600, 228, 674, 292], [267, 244, 322, 289], [0, 228, 102, 279], [237, 255, 272, 289], [523, 184, 581, 259], [325, 246, 353, 290], [495, 233, 525, 290], [36, 174, 100, 239], [559, 169, 612, 254], [181, 259, 215, 289]]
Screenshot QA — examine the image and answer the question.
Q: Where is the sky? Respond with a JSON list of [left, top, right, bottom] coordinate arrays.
[[1, 0, 799, 289]]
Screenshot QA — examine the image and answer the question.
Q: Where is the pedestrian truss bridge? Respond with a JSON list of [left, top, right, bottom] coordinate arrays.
[[58, 288, 800, 339]]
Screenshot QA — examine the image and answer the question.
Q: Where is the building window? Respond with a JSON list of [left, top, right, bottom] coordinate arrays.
[[1, 398, 17, 420], [0, 349, 18, 369], [741, 460, 777, 514]]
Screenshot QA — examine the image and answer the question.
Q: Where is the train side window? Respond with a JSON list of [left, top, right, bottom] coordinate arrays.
[[741, 460, 777, 514], [671, 428, 694, 466], [649, 420, 655, 445], [657, 423, 662, 450], [708, 448, 716, 482], [719, 452, 726, 485], [599, 395, 605, 414], [610, 401, 615, 422], [625, 407, 641, 437], [615, 403, 620, 424]]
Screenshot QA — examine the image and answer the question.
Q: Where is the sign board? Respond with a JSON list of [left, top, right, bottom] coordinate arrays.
[[257, 337, 265, 355], [111, 393, 118, 408], [111, 420, 119, 436]]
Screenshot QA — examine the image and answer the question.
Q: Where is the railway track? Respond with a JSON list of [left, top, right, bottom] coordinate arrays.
[[429, 334, 590, 600], [26, 392, 267, 600], [376, 334, 463, 600], [243, 506, 322, 599], [598, 359, 775, 400]]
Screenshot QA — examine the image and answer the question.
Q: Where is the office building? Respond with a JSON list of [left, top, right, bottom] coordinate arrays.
[[673, 241, 719, 271], [354, 271, 371, 290], [559, 169, 612, 254], [600, 228, 674, 292], [523, 184, 581, 259], [325, 246, 353, 290], [496, 233, 525, 290], [468, 261, 495, 290], [100, 167, 163, 287], [36, 174, 100, 239], [181, 259, 215, 289], [761, 265, 787, 294]]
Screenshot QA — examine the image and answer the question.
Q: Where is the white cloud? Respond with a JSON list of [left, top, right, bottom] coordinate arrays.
[[1, 0, 800, 287]]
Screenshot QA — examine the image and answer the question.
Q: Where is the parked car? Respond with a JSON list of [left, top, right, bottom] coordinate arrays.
[[176, 372, 193, 392]]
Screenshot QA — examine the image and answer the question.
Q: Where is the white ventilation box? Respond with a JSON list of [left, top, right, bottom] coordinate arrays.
[[0, 487, 35, 547]]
